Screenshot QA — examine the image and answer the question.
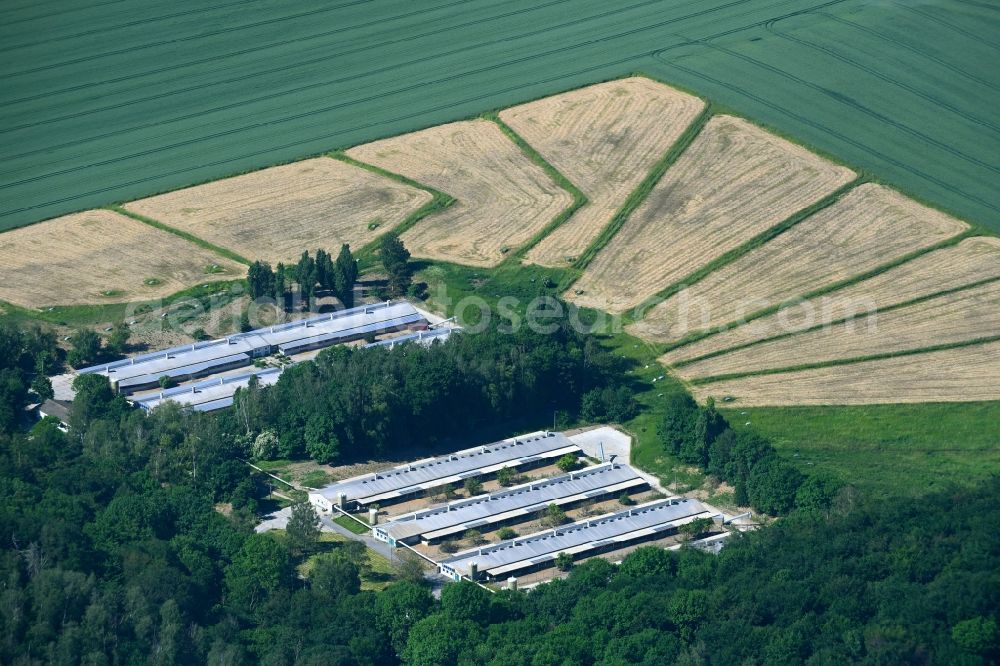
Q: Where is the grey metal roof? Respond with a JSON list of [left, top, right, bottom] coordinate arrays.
[[133, 367, 283, 412], [440, 498, 713, 578], [365, 327, 456, 348], [259, 301, 421, 350], [313, 432, 579, 505], [277, 311, 424, 354], [77, 301, 423, 386], [115, 353, 252, 391], [377, 464, 646, 542], [85, 340, 259, 384]]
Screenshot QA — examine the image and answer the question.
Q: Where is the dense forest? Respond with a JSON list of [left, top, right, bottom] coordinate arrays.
[[0, 320, 996, 664], [229, 321, 630, 463]]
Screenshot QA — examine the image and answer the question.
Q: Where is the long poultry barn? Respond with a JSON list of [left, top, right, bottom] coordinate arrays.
[[372, 463, 648, 546], [438, 498, 720, 582], [308, 431, 580, 512], [76, 301, 423, 393], [132, 367, 283, 413]]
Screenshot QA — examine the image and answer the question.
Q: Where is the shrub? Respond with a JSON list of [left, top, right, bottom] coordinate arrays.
[[555, 552, 574, 571], [463, 477, 483, 496], [556, 454, 579, 473], [463, 529, 486, 546], [496, 527, 517, 540], [496, 467, 515, 487], [544, 503, 567, 527]]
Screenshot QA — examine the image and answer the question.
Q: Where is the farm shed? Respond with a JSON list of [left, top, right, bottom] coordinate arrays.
[[76, 301, 424, 393], [373, 462, 647, 546], [439, 498, 718, 581], [308, 432, 580, 512], [132, 367, 283, 413]]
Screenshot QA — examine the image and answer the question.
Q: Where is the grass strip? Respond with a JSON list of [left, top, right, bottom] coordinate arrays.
[[673, 274, 1000, 367], [690, 334, 1000, 385], [329, 152, 456, 268], [629, 175, 866, 327], [661, 229, 978, 352], [109, 205, 251, 265], [485, 113, 589, 263], [0, 280, 246, 328], [561, 106, 714, 292], [334, 514, 371, 534]]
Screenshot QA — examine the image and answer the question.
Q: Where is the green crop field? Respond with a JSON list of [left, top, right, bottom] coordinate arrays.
[[1, 0, 998, 233], [724, 402, 1000, 501]]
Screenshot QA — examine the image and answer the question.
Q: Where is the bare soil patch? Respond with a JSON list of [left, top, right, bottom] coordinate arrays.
[[0, 209, 241, 307], [662, 236, 1000, 365], [499, 77, 705, 266], [347, 119, 572, 267], [568, 115, 854, 313], [691, 340, 1000, 406], [632, 184, 967, 343], [678, 280, 1000, 379], [125, 157, 431, 265]]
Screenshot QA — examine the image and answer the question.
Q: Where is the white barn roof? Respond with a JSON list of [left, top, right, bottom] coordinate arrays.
[[440, 498, 715, 579], [76, 301, 425, 391], [133, 367, 283, 412], [376, 463, 646, 543], [313, 431, 579, 506]]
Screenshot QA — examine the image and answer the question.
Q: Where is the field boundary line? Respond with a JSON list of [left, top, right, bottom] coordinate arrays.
[[661, 228, 978, 352], [485, 113, 589, 264], [559, 105, 714, 293], [329, 153, 457, 265], [671, 274, 1000, 367], [109, 205, 251, 266], [629, 175, 865, 325], [690, 334, 1000, 385]]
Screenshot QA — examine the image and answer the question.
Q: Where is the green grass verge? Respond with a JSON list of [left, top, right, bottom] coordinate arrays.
[[629, 176, 865, 328], [486, 113, 589, 262], [674, 275, 1000, 367], [296, 533, 397, 591], [417, 260, 575, 324], [662, 229, 979, 353], [334, 514, 371, 534], [601, 324, 706, 493], [0, 280, 245, 329], [563, 105, 714, 290], [329, 152, 457, 269], [725, 402, 1000, 501], [691, 334, 1000, 385], [109, 205, 251, 265]]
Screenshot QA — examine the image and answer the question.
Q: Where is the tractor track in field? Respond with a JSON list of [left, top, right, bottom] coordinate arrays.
[[894, 1, 1000, 52], [0, 49, 648, 220], [0, 0, 483, 109], [698, 40, 1000, 176], [0, 0, 583, 142], [0, 0, 764, 190], [766, 18, 1000, 135], [0, 0, 129, 29], [651, 46, 1000, 217], [0, 0, 377, 80], [0, 0, 263, 55], [813, 11, 1000, 95]]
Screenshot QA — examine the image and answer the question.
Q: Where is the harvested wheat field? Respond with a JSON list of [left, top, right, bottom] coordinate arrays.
[[0, 209, 241, 307], [690, 340, 1000, 406], [677, 279, 1000, 380], [124, 158, 431, 265], [347, 119, 572, 267], [499, 77, 705, 267], [568, 115, 855, 313], [661, 236, 1000, 365], [633, 184, 968, 343]]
